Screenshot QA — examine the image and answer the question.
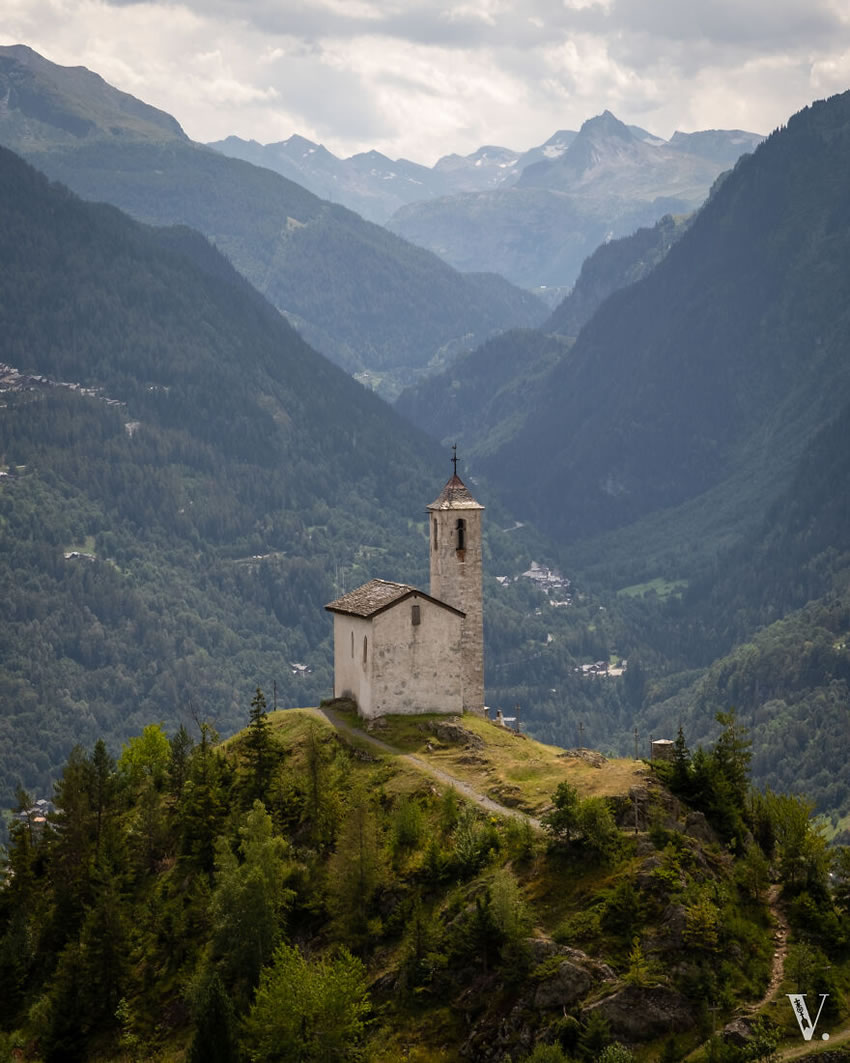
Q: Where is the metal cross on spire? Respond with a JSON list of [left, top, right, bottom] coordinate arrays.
[[451, 442, 458, 477]]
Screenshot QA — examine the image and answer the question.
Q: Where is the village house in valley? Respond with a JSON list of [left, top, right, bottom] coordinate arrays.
[[325, 456, 485, 719]]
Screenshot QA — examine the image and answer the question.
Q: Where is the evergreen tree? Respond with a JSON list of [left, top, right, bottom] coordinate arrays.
[[179, 722, 230, 878], [90, 739, 117, 859], [578, 1011, 612, 1061], [210, 801, 293, 999], [671, 725, 692, 797], [50, 746, 96, 940], [302, 723, 345, 849], [327, 786, 383, 950], [169, 724, 194, 798], [245, 687, 274, 801], [711, 709, 752, 807], [187, 969, 238, 1063], [467, 889, 502, 974]]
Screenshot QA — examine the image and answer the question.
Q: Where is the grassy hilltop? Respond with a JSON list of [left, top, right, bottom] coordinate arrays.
[[3, 702, 849, 1062]]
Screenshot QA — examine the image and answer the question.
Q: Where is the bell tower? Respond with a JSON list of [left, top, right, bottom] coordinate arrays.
[[427, 447, 485, 713]]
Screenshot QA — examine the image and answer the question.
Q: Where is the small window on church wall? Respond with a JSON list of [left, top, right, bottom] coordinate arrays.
[[456, 518, 466, 551], [351, 631, 354, 658], [412, 603, 421, 626], [363, 635, 368, 664], [433, 518, 438, 551]]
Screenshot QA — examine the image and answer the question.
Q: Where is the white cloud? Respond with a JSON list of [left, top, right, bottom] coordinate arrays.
[[2, 0, 850, 160]]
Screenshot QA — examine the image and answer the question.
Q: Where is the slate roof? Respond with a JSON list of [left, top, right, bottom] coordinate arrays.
[[427, 474, 484, 511], [325, 578, 464, 619]]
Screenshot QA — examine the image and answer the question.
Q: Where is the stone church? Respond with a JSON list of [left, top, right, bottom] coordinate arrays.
[[325, 460, 484, 719]]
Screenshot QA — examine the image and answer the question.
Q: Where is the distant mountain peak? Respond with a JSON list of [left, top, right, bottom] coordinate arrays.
[[283, 133, 319, 150], [577, 110, 634, 141]]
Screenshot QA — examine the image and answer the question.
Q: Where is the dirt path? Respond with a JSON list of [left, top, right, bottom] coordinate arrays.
[[718, 883, 850, 1060], [743, 883, 790, 1015], [310, 707, 543, 830]]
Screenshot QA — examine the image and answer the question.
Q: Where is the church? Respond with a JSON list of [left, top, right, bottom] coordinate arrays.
[[325, 456, 484, 719]]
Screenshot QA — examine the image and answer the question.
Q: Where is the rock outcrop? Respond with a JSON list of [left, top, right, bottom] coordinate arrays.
[[582, 985, 696, 1039]]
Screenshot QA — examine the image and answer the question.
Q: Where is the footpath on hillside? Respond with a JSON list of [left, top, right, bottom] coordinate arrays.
[[744, 884, 789, 1016], [309, 706, 543, 830]]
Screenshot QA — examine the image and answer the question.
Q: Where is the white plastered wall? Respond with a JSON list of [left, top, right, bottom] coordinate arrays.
[[368, 596, 463, 718], [333, 613, 374, 715]]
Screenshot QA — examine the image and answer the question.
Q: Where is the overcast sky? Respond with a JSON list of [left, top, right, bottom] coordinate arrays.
[[4, 0, 850, 164]]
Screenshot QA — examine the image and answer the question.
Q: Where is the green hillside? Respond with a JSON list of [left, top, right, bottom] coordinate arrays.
[[477, 92, 850, 546], [0, 45, 545, 398], [395, 329, 573, 456], [623, 397, 850, 820], [544, 212, 690, 339], [395, 211, 689, 457], [3, 705, 844, 1062]]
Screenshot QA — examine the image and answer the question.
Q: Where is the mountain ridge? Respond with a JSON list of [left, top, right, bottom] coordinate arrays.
[[385, 112, 761, 287], [0, 44, 545, 399]]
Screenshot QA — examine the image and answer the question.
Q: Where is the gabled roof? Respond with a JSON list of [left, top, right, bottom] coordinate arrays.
[[427, 474, 484, 511], [325, 578, 464, 619]]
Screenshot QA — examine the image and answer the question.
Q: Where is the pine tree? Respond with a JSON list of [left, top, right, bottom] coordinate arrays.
[[711, 708, 752, 806], [187, 969, 238, 1063], [169, 724, 194, 798], [245, 686, 273, 801], [671, 725, 692, 797], [327, 785, 383, 950]]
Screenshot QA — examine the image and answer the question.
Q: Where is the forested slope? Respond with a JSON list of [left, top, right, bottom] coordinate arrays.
[[4, 706, 840, 1062], [395, 329, 573, 455], [470, 91, 850, 548], [627, 397, 850, 818]]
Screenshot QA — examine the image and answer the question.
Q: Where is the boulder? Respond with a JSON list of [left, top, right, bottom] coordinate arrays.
[[647, 903, 688, 952], [683, 810, 716, 845], [532, 943, 615, 1010], [722, 1018, 757, 1047], [424, 719, 485, 750], [534, 960, 593, 1009], [558, 749, 607, 768], [582, 985, 696, 1040]]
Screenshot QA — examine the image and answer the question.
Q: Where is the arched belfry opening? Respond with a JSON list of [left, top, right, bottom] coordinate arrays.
[[456, 518, 466, 553]]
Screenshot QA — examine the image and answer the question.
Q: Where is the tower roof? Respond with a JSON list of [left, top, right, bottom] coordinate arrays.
[[427, 474, 484, 512]]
